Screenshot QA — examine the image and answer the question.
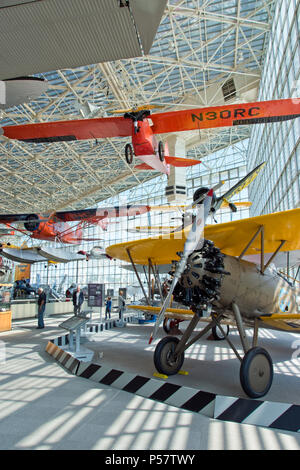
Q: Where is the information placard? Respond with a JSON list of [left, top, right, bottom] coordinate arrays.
[[88, 283, 104, 307]]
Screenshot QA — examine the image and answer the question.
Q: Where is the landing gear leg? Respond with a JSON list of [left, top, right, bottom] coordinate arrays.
[[125, 143, 134, 164], [154, 309, 223, 376]]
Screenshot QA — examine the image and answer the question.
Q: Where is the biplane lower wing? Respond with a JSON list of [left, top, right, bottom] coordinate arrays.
[[258, 314, 300, 333], [129, 306, 300, 334]]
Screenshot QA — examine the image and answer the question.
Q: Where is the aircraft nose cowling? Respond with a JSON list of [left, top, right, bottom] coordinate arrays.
[[173, 240, 230, 309]]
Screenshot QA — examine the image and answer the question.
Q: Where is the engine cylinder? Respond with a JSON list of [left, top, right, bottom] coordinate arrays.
[[174, 240, 299, 317]]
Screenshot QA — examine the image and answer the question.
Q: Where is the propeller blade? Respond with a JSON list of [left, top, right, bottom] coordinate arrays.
[[149, 189, 213, 344], [215, 162, 265, 211]]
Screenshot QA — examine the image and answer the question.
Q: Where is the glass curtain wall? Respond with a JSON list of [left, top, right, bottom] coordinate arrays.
[[247, 0, 300, 215], [30, 141, 250, 298]]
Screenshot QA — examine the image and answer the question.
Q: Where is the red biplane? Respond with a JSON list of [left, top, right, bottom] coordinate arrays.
[[0, 204, 150, 244], [2, 98, 300, 174]]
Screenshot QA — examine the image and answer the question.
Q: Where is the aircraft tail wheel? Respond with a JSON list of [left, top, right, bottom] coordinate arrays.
[[125, 143, 134, 164], [163, 318, 172, 334], [163, 318, 179, 334], [212, 324, 229, 340], [154, 336, 184, 376], [240, 347, 273, 399], [158, 141, 165, 162]]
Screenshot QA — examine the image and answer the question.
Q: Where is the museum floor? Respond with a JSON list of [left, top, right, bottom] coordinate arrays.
[[0, 313, 299, 450]]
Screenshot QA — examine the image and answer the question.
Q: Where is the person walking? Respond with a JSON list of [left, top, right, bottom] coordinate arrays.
[[105, 296, 112, 320], [118, 293, 125, 320], [37, 287, 46, 329], [73, 285, 84, 315]]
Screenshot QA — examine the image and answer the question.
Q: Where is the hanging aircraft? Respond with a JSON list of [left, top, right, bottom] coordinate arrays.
[[130, 162, 265, 235], [2, 98, 299, 174], [0, 204, 151, 245], [105, 168, 300, 399]]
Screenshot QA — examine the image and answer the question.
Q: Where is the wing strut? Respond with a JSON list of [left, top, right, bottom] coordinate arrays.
[[126, 248, 150, 305], [238, 225, 287, 274]]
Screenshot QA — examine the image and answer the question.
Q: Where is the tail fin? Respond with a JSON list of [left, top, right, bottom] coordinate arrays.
[[163, 141, 201, 167]]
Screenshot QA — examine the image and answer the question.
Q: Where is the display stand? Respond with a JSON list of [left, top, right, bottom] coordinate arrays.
[[59, 313, 94, 361]]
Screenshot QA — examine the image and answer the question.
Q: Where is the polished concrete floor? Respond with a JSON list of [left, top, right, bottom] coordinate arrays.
[[0, 313, 299, 450], [84, 316, 300, 405]]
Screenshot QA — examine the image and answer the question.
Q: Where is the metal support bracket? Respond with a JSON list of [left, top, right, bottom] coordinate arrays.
[[238, 225, 286, 275], [126, 248, 149, 304]]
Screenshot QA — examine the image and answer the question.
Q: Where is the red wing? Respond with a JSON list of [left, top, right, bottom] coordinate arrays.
[[2, 116, 132, 143], [150, 98, 300, 134], [55, 205, 150, 222], [165, 156, 201, 167]]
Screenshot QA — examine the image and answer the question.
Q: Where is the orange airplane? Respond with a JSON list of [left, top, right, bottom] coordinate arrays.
[[2, 98, 299, 175], [0, 204, 150, 244]]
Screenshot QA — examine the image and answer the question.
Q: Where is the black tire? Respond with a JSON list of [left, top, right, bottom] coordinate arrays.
[[158, 141, 165, 162], [154, 336, 184, 376], [240, 347, 273, 399], [212, 324, 229, 340], [125, 143, 133, 164]]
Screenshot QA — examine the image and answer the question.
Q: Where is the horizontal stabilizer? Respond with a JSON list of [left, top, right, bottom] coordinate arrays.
[[165, 155, 201, 167], [134, 163, 156, 170]]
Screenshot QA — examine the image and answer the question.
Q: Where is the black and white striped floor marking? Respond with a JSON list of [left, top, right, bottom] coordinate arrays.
[[214, 396, 300, 432]]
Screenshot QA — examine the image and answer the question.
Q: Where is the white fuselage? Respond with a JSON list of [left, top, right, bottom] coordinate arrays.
[[218, 256, 300, 318]]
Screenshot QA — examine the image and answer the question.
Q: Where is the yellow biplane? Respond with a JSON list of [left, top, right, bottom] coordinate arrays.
[[106, 170, 300, 399]]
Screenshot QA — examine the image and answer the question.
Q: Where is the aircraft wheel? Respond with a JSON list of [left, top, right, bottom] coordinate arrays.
[[154, 336, 184, 376], [158, 141, 165, 162], [125, 143, 134, 164], [211, 324, 229, 340], [240, 347, 273, 399]]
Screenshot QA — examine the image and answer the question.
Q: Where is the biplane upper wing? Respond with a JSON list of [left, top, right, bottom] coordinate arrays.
[[150, 98, 300, 134], [106, 207, 300, 265], [2, 99, 299, 142], [127, 306, 300, 333]]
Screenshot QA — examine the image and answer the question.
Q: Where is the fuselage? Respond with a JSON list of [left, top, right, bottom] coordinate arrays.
[[30, 220, 82, 244], [218, 255, 300, 317], [177, 248, 300, 318], [131, 117, 170, 174]]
